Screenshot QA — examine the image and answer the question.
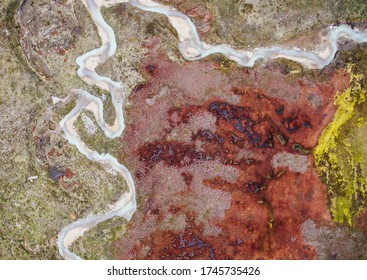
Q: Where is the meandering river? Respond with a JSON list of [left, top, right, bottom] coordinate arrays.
[[56, 0, 367, 259]]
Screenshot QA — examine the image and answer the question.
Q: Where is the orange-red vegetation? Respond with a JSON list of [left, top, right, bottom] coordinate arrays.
[[113, 39, 350, 259]]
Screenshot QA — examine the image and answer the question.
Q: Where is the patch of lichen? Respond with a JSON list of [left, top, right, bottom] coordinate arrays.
[[314, 50, 367, 225], [2, 0, 37, 76]]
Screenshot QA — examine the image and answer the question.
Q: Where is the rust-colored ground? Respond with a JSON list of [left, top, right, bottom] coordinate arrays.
[[111, 37, 350, 259]]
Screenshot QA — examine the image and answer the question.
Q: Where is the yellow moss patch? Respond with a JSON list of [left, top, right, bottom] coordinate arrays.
[[314, 65, 367, 226]]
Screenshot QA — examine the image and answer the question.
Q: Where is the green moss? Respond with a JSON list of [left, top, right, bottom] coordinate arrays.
[[73, 110, 120, 158], [71, 217, 127, 259], [274, 58, 304, 76], [199, 0, 367, 49], [206, 53, 239, 73]]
